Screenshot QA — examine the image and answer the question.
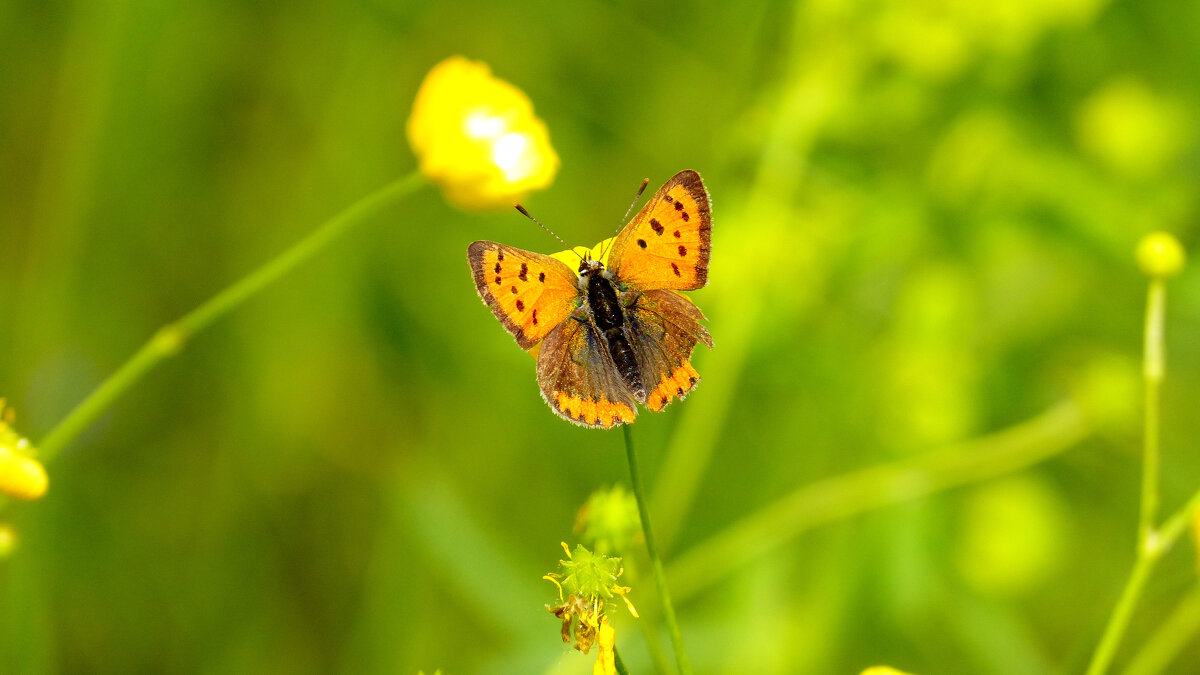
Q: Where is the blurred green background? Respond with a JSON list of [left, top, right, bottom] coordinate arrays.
[[3, 0, 1200, 673]]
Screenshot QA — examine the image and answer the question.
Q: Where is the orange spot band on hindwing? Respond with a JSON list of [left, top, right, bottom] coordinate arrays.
[[554, 392, 636, 428], [646, 361, 700, 412]]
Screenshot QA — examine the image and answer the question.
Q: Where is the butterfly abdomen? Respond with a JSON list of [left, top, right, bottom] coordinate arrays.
[[585, 271, 646, 401]]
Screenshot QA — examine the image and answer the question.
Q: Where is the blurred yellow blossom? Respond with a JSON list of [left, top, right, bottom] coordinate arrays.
[[1076, 77, 1191, 179], [954, 475, 1066, 596], [408, 56, 559, 210], [860, 667, 917, 675], [1136, 231, 1186, 279], [0, 400, 47, 501], [0, 524, 15, 558]]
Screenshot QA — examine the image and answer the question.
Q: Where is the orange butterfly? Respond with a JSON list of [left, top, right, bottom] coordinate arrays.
[[468, 170, 713, 428]]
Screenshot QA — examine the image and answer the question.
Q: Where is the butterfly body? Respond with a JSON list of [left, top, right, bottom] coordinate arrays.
[[579, 263, 646, 401], [468, 170, 713, 428]]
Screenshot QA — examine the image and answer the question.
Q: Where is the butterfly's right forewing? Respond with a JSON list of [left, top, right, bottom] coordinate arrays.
[[607, 170, 712, 291]]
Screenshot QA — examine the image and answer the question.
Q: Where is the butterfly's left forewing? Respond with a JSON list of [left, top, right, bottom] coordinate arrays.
[[468, 241, 581, 350]]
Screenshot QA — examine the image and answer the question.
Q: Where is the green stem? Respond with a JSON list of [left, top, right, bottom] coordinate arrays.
[[1139, 280, 1165, 542], [666, 399, 1089, 600], [1121, 586, 1200, 675], [1085, 487, 1200, 675], [614, 645, 630, 675], [618, 556, 672, 675], [35, 171, 426, 462], [623, 424, 691, 675], [1085, 276, 1174, 675], [1086, 551, 1160, 675]]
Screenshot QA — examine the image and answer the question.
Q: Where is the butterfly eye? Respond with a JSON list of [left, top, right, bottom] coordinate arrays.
[[578, 259, 591, 273]]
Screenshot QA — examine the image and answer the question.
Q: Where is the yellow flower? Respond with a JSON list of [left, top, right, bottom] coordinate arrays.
[[0, 400, 47, 501], [544, 542, 637, 658], [0, 523, 15, 558], [860, 668, 917, 675], [550, 237, 615, 269], [408, 56, 559, 210]]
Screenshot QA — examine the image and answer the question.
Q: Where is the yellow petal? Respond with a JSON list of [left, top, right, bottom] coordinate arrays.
[[593, 618, 616, 675]]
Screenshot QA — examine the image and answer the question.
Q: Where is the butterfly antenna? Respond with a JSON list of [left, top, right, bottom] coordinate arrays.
[[599, 177, 650, 261], [514, 203, 584, 262]]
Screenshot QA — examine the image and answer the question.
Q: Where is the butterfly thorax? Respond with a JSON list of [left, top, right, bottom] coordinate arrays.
[[580, 262, 647, 402]]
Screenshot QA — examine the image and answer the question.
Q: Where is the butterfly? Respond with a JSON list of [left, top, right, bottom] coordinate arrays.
[[467, 170, 713, 428]]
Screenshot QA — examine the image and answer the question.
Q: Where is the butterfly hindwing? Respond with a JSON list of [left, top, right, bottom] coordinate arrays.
[[607, 170, 712, 291], [536, 314, 639, 428], [626, 289, 713, 412], [468, 241, 581, 350]]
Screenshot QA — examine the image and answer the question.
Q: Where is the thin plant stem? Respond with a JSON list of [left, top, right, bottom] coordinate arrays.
[[614, 645, 630, 675], [623, 424, 692, 675], [1139, 280, 1165, 542], [1121, 586, 1200, 675], [667, 399, 1089, 600], [1087, 553, 1160, 675], [35, 172, 426, 462], [1085, 277, 1172, 675], [618, 556, 672, 675]]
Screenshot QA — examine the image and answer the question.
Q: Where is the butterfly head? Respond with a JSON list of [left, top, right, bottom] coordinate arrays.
[[577, 257, 604, 275]]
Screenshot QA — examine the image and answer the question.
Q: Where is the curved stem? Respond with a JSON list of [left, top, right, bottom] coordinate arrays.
[[667, 399, 1088, 600], [36, 172, 426, 461], [1086, 277, 1174, 675], [1139, 280, 1165, 542], [623, 424, 691, 675]]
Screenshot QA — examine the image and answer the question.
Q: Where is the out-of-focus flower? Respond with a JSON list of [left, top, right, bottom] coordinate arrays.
[[1136, 232, 1186, 279], [860, 667, 917, 675], [0, 523, 15, 558], [954, 475, 1066, 596], [408, 56, 559, 210], [575, 485, 640, 555], [0, 400, 47, 501], [1076, 77, 1191, 179]]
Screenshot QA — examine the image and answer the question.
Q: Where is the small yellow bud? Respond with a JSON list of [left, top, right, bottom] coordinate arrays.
[[407, 56, 559, 210], [0, 524, 16, 558], [1136, 231, 1186, 279], [0, 401, 47, 500], [0, 444, 48, 500]]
